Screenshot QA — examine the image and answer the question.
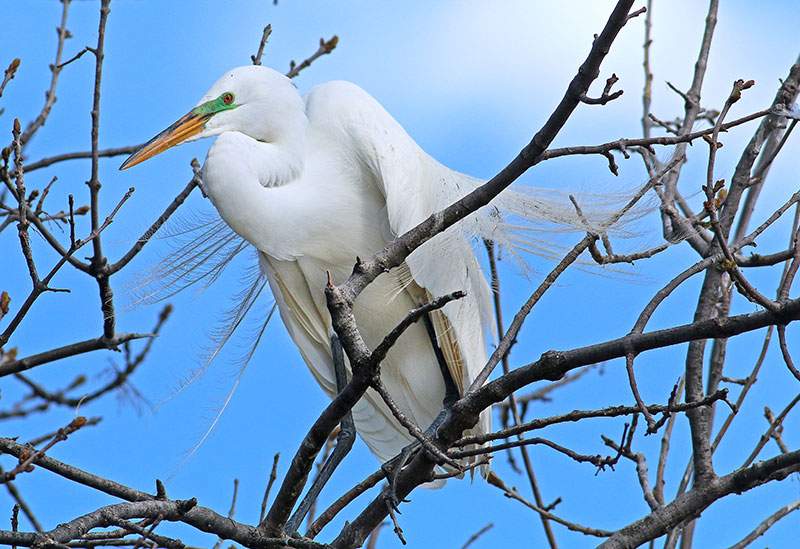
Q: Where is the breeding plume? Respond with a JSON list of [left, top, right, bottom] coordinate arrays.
[[121, 65, 614, 525]]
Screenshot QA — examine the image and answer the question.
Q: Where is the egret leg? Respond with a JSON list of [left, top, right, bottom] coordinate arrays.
[[286, 334, 356, 535], [421, 311, 461, 411], [383, 312, 460, 509]]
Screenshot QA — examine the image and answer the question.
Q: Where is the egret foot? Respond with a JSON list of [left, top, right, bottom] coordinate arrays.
[[381, 311, 462, 511], [381, 444, 417, 511], [382, 404, 456, 510]]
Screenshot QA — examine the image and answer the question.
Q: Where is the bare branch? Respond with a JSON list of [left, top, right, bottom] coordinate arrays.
[[286, 36, 338, 79], [729, 498, 800, 549], [251, 25, 272, 66], [0, 187, 135, 348], [487, 473, 613, 537], [109, 168, 201, 274], [461, 523, 494, 549], [0, 333, 151, 378], [19, 0, 71, 146], [307, 468, 385, 539], [599, 450, 800, 548], [21, 144, 143, 173], [580, 73, 624, 105], [371, 291, 465, 363], [260, 453, 280, 524], [540, 108, 773, 165], [0, 417, 89, 483], [0, 58, 21, 100]]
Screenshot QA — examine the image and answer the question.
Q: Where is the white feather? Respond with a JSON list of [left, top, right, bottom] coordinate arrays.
[[124, 65, 652, 476]]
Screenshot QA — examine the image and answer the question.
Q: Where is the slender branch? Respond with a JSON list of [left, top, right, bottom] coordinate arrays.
[[56, 46, 92, 70], [371, 291, 465, 363], [251, 25, 272, 66], [0, 417, 90, 483], [20, 144, 143, 174], [487, 474, 613, 537], [1, 468, 43, 532], [461, 523, 494, 549], [624, 352, 657, 431], [211, 479, 239, 549], [0, 188, 134, 347], [13, 305, 170, 407], [484, 240, 556, 547], [655, 377, 685, 506], [741, 393, 800, 469], [777, 324, 800, 381], [540, 108, 772, 164], [108, 168, 201, 274], [0, 333, 150, 377], [259, 453, 280, 524], [454, 434, 623, 471], [27, 418, 101, 447], [729, 498, 800, 549], [469, 235, 594, 392], [87, 0, 115, 340], [598, 450, 800, 548], [579, 73, 624, 105], [459, 389, 728, 446], [306, 468, 386, 539], [370, 377, 461, 470], [286, 36, 338, 79], [19, 0, 71, 146], [640, 0, 654, 142], [655, 0, 718, 249], [0, 58, 21, 100]]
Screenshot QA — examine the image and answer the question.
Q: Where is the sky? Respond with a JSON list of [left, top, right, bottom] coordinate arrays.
[[3, 1, 800, 547]]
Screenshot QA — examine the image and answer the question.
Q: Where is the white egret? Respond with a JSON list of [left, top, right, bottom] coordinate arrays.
[[120, 65, 615, 528]]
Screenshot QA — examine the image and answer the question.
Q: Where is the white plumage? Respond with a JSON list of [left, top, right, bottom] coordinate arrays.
[[123, 66, 499, 466], [122, 65, 628, 471]]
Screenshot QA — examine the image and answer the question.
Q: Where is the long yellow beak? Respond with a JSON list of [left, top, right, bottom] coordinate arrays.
[[120, 111, 212, 170]]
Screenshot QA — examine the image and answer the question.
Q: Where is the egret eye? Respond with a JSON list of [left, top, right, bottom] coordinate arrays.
[[222, 93, 234, 104]]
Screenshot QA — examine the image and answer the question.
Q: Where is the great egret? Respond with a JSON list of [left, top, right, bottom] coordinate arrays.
[[120, 65, 612, 528]]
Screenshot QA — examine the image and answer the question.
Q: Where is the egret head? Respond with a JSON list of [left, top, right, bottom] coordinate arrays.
[[120, 65, 304, 170]]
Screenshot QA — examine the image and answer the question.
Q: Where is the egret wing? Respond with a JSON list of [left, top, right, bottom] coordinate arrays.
[[304, 82, 494, 442]]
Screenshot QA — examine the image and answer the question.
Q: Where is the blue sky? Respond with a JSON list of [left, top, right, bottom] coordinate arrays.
[[3, 1, 800, 547]]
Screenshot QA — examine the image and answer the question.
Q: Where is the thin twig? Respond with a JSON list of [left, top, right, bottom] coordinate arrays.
[[487, 473, 613, 537], [371, 291, 465, 363], [0, 417, 89, 483], [370, 378, 461, 470], [20, 144, 143, 174], [260, 453, 280, 524], [87, 0, 115, 340], [655, 377, 684, 506], [728, 498, 800, 549], [1, 469, 42, 532], [251, 25, 272, 66], [580, 73, 624, 105], [19, 0, 71, 145], [306, 468, 385, 539], [741, 392, 800, 469], [484, 241, 556, 546], [285, 36, 338, 79], [0, 59, 21, 100], [460, 523, 494, 549], [211, 480, 238, 549]]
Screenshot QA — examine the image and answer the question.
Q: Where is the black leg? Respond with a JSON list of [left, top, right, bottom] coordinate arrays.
[[421, 312, 460, 410], [384, 312, 461, 510], [286, 334, 356, 535]]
